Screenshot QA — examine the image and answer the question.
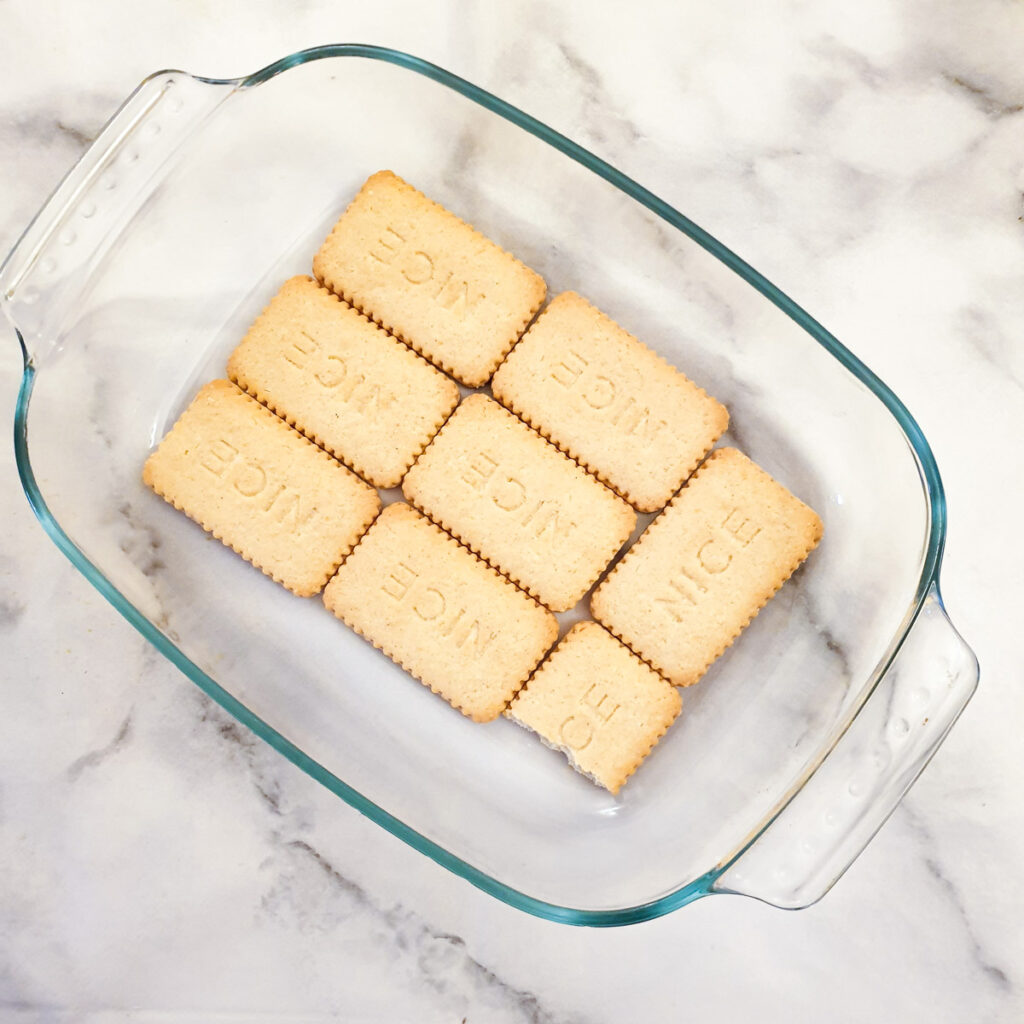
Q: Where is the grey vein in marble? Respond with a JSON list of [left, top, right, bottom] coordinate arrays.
[[0, 593, 26, 631], [54, 118, 96, 150], [117, 500, 166, 578], [66, 711, 134, 781], [900, 803, 1013, 995], [1, 111, 92, 153], [942, 74, 1024, 119], [0, 91, 119, 169], [555, 42, 642, 151], [284, 840, 587, 1024], [192, 698, 587, 1024], [956, 306, 1024, 393], [806, 36, 890, 90]]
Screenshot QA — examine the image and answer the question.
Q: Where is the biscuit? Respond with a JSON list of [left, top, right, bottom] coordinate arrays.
[[402, 394, 636, 612], [142, 380, 381, 597], [491, 291, 729, 511], [313, 170, 546, 387], [322, 503, 558, 722], [228, 275, 459, 488], [508, 621, 681, 794], [591, 448, 823, 685]]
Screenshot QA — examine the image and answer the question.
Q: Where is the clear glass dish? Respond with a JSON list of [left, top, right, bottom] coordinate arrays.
[[3, 45, 979, 925]]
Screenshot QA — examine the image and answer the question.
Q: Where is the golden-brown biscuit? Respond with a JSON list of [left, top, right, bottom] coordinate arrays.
[[313, 170, 546, 387], [403, 394, 636, 611], [591, 448, 823, 685], [492, 291, 728, 511], [323, 503, 558, 721], [142, 380, 381, 597], [228, 275, 459, 488], [508, 621, 681, 794]]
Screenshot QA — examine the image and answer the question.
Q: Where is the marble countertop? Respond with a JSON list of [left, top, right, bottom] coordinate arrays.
[[2, 0, 1022, 1020]]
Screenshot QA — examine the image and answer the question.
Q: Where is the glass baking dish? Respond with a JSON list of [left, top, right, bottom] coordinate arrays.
[[3, 45, 979, 924]]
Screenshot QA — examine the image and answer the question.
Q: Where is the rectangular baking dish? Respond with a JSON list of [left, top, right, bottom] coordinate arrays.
[[3, 45, 978, 924]]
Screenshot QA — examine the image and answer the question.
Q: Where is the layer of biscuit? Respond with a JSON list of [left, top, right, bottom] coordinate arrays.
[[402, 394, 636, 612], [142, 380, 381, 597], [491, 291, 729, 512], [508, 621, 681, 794], [591, 448, 823, 685], [313, 170, 546, 387], [322, 503, 558, 722], [228, 275, 459, 488]]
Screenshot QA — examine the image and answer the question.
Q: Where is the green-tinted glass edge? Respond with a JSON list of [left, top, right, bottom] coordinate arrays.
[[10, 44, 947, 926]]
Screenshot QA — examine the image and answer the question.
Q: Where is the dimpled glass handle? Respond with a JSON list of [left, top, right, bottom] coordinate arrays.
[[715, 583, 978, 909], [1, 71, 233, 362]]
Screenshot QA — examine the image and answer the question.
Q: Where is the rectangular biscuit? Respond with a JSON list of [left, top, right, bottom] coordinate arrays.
[[323, 503, 558, 722], [313, 170, 546, 387], [508, 621, 681, 794], [491, 291, 729, 512], [591, 447, 823, 685], [142, 380, 381, 597], [402, 394, 636, 612], [227, 276, 459, 488]]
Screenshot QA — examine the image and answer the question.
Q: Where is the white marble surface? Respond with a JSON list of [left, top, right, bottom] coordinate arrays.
[[2, 0, 1022, 1020]]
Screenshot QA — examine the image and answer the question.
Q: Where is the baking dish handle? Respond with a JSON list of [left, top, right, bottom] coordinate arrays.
[[714, 582, 978, 909], [0, 71, 233, 363]]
